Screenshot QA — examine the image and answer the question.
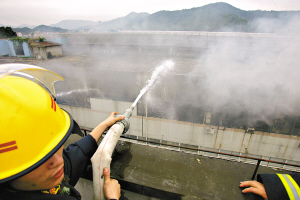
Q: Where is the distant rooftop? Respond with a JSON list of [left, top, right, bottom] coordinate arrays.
[[56, 30, 280, 37], [51, 31, 299, 49], [31, 41, 62, 47]]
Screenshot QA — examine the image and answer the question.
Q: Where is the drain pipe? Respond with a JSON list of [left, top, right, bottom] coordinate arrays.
[[91, 106, 134, 200]]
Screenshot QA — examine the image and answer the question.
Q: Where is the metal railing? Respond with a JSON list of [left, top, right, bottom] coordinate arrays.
[[81, 128, 300, 180]]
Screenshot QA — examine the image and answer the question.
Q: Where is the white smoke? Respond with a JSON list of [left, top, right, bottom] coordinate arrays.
[[193, 15, 300, 124]]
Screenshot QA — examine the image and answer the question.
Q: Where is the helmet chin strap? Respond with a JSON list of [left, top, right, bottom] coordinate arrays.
[[71, 120, 84, 137]]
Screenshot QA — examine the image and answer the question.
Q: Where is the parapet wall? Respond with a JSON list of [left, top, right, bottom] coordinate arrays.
[[60, 98, 300, 164]]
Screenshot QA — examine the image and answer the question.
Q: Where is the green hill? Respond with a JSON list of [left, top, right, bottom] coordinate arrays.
[[50, 20, 99, 30], [9, 2, 300, 33], [13, 25, 68, 34], [87, 2, 300, 32]]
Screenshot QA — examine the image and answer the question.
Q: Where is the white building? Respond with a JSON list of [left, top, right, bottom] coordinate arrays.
[[31, 41, 62, 60]]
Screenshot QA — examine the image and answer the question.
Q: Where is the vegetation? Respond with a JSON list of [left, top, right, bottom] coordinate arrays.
[[0, 26, 17, 38], [9, 37, 46, 50], [9, 36, 29, 44], [38, 37, 46, 42]]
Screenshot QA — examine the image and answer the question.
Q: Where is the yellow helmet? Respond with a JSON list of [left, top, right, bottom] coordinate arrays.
[[0, 64, 81, 183]]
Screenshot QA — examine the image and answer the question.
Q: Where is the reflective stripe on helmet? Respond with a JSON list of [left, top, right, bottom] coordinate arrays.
[[0, 141, 18, 153], [277, 174, 300, 200]]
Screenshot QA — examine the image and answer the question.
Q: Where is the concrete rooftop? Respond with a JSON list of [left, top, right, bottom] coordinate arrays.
[[66, 134, 293, 200]]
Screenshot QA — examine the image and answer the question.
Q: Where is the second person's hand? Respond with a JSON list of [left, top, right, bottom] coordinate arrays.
[[240, 181, 268, 200], [103, 167, 121, 200]]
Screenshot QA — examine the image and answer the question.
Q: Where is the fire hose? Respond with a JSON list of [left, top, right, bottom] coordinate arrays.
[[91, 106, 134, 200]]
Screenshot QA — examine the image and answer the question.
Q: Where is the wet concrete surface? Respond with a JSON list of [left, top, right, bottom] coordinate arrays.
[[65, 135, 291, 200]]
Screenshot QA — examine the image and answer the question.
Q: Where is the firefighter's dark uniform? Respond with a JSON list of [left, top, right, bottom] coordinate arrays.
[[257, 173, 300, 200]]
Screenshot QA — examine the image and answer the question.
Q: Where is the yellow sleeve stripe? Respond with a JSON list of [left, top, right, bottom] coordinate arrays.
[[287, 175, 300, 200], [277, 174, 300, 200]]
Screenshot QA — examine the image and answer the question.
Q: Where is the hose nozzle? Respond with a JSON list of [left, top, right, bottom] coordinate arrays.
[[118, 106, 134, 134], [123, 106, 134, 120]]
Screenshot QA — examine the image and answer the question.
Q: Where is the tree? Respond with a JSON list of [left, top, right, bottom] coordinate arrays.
[[38, 37, 46, 42], [0, 26, 17, 39]]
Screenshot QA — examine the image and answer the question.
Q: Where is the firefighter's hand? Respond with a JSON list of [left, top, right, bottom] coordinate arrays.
[[240, 181, 268, 200], [102, 112, 125, 129], [103, 167, 121, 200], [90, 112, 125, 142]]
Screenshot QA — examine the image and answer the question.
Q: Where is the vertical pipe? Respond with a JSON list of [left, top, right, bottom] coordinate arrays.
[[291, 122, 296, 135], [142, 115, 143, 137], [145, 101, 148, 140], [239, 131, 246, 153], [275, 120, 279, 133], [282, 121, 288, 134], [251, 160, 261, 180]]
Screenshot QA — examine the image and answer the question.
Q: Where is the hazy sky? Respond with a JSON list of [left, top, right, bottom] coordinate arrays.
[[1, 0, 300, 26]]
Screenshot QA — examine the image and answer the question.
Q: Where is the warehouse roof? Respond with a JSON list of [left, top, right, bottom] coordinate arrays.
[[51, 31, 297, 47]]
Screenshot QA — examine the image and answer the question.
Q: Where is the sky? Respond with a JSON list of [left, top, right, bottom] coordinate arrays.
[[1, 0, 300, 26]]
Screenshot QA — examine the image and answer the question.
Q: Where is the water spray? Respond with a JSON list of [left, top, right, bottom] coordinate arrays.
[[91, 60, 174, 200]]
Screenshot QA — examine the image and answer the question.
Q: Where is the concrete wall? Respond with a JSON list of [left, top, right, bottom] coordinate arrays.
[[60, 98, 300, 163], [0, 41, 10, 56], [33, 46, 62, 59], [0, 40, 16, 57], [0, 40, 33, 57], [46, 46, 62, 57], [7, 41, 16, 56], [32, 47, 47, 59], [22, 42, 31, 57]]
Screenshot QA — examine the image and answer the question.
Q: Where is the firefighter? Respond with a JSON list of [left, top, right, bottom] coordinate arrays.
[[0, 65, 123, 200], [240, 173, 300, 199]]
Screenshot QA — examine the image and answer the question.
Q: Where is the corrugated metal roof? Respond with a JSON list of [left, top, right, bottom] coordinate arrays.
[[31, 41, 62, 47], [51, 31, 298, 48], [54, 31, 280, 38]]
